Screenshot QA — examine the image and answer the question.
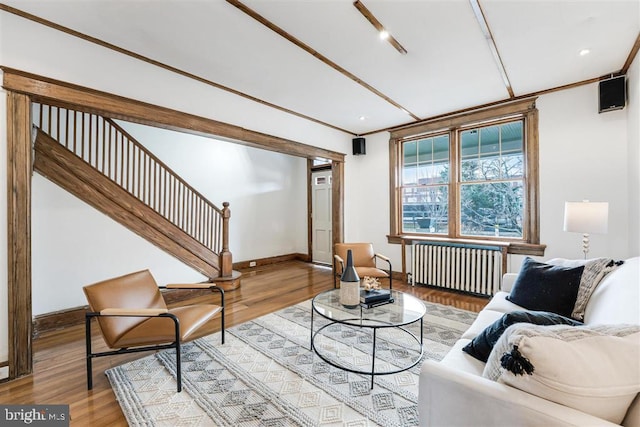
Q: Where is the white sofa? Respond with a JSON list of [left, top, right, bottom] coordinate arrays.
[[419, 256, 640, 427]]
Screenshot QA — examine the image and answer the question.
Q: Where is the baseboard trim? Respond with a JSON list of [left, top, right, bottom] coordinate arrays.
[[233, 253, 309, 270], [33, 306, 87, 337]]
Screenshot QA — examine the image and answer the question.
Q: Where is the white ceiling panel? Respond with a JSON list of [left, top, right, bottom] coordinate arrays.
[[482, 0, 639, 95]]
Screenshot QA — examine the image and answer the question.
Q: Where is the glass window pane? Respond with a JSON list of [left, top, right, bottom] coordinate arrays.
[[502, 153, 523, 179], [417, 164, 435, 183], [478, 157, 500, 180], [403, 135, 449, 185], [430, 163, 449, 184], [460, 181, 523, 238], [402, 186, 448, 234], [433, 135, 449, 161], [461, 159, 480, 181], [417, 138, 432, 163], [460, 130, 478, 157], [404, 140, 417, 165], [501, 121, 523, 153], [433, 135, 449, 182], [431, 163, 448, 182], [461, 120, 524, 182], [403, 164, 417, 185], [480, 126, 499, 156], [501, 121, 524, 179]]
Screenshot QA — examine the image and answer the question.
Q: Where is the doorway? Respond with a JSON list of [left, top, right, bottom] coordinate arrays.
[[311, 168, 332, 264]]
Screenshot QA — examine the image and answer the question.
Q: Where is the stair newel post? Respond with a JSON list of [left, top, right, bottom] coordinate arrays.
[[220, 202, 233, 277]]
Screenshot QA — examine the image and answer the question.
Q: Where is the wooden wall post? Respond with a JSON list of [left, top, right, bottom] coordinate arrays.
[[6, 91, 33, 378], [331, 161, 344, 247], [220, 202, 232, 277]]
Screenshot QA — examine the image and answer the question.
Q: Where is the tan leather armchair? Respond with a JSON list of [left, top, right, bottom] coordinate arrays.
[[333, 242, 392, 289], [83, 269, 224, 392]]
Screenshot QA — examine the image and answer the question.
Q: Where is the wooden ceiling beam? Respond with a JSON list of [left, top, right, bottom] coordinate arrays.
[[2, 67, 346, 162], [621, 32, 640, 75], [469, 0, 514, 98], [353, 0, 407, 55]]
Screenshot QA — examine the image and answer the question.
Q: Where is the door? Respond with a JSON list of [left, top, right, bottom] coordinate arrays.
[[311, 169, 332, 264]]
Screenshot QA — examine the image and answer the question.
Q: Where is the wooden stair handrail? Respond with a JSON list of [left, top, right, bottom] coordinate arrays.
[[103, 118, 223, 216], [34, 103, 233, 277]]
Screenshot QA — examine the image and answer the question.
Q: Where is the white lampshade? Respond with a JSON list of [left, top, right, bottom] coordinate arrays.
[[563, 201, 609, 234]]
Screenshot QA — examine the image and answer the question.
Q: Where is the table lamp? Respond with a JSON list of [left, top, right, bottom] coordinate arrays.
[[563, 201, 608, 258]]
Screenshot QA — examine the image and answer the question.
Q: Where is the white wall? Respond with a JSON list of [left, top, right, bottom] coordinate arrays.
[[32, 176, 208, 314], [116, 122, 309, 263], [534, 82, 630, 264], [627, 55, 640, 257], [344, 132, 401, 265], [345, 82, 634, 274]]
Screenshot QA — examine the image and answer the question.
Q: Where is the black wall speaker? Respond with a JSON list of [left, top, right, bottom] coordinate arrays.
[[352, 137, 366, 155], [599, 75, 626, 113]]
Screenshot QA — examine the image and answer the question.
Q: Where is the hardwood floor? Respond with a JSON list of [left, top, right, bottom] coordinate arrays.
[[0, 261, 488, 426]]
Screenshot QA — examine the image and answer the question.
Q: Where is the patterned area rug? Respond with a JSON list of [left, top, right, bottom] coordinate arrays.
[[106, 298, 476, 426]]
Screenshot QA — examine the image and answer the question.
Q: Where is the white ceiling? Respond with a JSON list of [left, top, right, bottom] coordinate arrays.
[[4, 0, 639, 135]]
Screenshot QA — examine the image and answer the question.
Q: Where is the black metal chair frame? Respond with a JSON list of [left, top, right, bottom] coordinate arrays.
[[85, 285, 224, 393]]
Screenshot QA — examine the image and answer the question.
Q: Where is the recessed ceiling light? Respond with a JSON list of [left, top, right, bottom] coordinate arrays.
[[359, 115, 367, 121], [379, 30, 389, 40], [579, 48, 591, 56]]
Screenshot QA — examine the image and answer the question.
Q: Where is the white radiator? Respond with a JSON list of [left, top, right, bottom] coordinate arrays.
[[411, 243, 503, 297]]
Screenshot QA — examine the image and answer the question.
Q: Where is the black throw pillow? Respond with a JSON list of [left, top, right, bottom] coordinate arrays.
[[506, 257, 584, 318], [462, 310, 582, 362]]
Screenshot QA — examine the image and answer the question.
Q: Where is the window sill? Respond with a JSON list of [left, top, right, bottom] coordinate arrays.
[[387, 234, 546, 256]]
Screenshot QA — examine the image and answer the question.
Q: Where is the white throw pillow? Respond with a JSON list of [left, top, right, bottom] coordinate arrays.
[[483, 323, 640, 424]]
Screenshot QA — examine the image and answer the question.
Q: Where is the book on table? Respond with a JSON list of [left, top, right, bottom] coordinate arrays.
[[360, 298, 394, 309], [360, 289, 391, 303]]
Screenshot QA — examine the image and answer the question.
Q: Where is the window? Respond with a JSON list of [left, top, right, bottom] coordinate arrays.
[[459, 120, 524, 238], [402, 134, 450, 234], [390, 98, 540, 246]]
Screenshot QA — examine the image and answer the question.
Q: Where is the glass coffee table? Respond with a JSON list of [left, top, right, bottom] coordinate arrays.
[[311, 289, 426, 388]]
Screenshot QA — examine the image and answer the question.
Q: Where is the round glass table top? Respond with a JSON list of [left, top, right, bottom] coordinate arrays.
[[312, 289, 426, 328]]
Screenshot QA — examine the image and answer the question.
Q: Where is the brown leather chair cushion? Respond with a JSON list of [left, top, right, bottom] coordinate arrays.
[[355, 267, 389, 279], [83, 269, 167, 348], [335, 243, 376, 268], [111, 304, 222, 347]]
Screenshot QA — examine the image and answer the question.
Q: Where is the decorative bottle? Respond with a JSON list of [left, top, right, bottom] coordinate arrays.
[[339, 249, 360, 308]]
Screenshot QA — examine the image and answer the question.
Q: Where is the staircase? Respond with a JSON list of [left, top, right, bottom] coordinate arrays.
[[32, 103, 239, 288]]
